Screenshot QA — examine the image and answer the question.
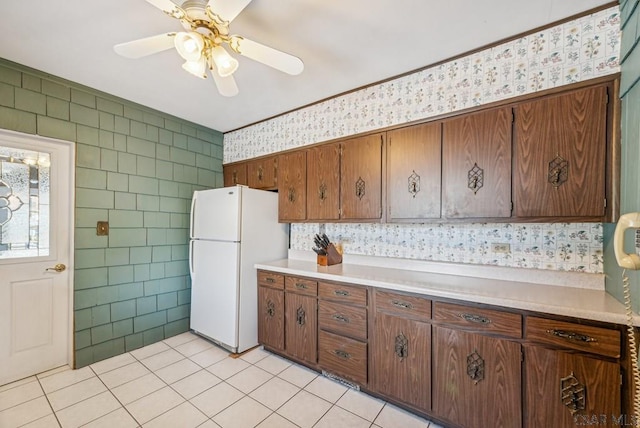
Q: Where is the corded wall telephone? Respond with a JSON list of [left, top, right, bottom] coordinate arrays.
[[614, 212, 640, 269], [614, 212, 640, 421]]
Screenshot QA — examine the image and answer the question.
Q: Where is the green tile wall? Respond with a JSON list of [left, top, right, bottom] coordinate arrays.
[[604, 0, 640, 310], [0, 58, 224, 367]]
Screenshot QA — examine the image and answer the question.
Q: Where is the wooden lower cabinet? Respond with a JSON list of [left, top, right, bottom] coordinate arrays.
[[285, 292, 317, 364], [433, 326, 522, 428], [370, 311, 431, 411], [257, 285, 284, 351], [524, 345, 621, 428], [256, 271, 627, 428]]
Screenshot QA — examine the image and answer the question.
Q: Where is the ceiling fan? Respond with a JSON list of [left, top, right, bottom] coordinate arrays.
[[114, 0, 304, 97]]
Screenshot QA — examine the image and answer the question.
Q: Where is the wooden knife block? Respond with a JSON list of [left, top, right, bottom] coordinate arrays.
[[317, 243, 342, 266]]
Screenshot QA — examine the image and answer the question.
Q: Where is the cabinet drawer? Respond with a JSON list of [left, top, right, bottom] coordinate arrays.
[[258, 271, 284, 289], [318, 282, 367, 306], [285, 277, 318, 295], [526, 317, 620, 358], [319, 301, 367, 341], [433, 301, 522, 339], [319, 330, 367, 385], [374, 290, 431, 321]]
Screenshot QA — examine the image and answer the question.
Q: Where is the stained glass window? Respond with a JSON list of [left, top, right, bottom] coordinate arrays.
[[0, 145, 50, 259]]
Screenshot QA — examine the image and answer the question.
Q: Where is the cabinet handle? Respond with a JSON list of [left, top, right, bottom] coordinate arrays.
[[265, 277, 275, 283], [391, 300, 413, 310], [295, 282, 308, 290], [266, 300, 275, 318], [257, 166, 264, 181], [288, 187, 296, 203], [459, 313, 491, 325], [355, 177, 366, 200], [232, 171, 238, 185], [334, 290, 350, 297], [548, 155, 568, 188], [467, 350, 485, 384], [331, 314, 350, 323], [296, 306, 306, 326], [467, 162, 484, 194], [333, 349, 351, 360], [547, 329, 597, 343], [319, 183, 327, 201], [561, 372, 586, 415], [408, 170, 420, 198], [395, 333, 408, 359]]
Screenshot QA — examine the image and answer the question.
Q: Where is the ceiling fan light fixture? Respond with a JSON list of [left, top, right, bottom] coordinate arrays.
[[175, 31, 205, 61], [182, 57, 207, 78], [210, 45, 239, 77]]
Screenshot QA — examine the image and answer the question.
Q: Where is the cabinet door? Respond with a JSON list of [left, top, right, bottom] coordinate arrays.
[[443, 107, 512, 218], [370, 312, 431, 411], [223, 163, 248, 187], [278, 151, 307, 221], [387, 122, 441, 221], [433, 326, 521, 428], [285, 293, 317, 364], [247, 156, 278, 189], [524, 345, 620, 428], [340, 134, 383, 220], [513, 85, 607, 217], [257, 286, 284, 351], [307, 144, 340, 220]]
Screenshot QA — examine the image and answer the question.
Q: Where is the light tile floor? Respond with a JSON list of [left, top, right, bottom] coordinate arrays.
[[0, 332, 443, 428]]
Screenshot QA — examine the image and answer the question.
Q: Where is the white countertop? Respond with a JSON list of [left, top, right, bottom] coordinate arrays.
[[256, 253, 640, 327]]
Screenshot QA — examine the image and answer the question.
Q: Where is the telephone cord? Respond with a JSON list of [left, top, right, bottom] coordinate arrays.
[[623, 269, 640, 423]]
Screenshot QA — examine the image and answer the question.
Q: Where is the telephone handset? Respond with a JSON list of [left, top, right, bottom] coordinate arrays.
[[614, 212, 640, 269]]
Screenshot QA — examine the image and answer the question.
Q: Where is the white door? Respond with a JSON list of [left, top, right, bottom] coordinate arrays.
[[0, 129, 74, 386], [190, 187, 240, 241], [189, 239, 240, 350]]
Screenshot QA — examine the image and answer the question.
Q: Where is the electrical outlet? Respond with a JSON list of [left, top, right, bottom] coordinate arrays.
[[492, 243, 511, 254], [636, 229, 640, 255]]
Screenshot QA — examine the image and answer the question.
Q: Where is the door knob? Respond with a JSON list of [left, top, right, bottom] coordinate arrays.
[[46, 263, 66, 273]]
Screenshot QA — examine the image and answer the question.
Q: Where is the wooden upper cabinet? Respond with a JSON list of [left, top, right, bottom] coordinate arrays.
[[223, 163, 248, 187], [340, 133, 383, 220], [387, 122, 442, 221], [247, 155, 278, 189], [278, 151, 307, 222], [307, 144, 340, 221], [443, 107, 512, 218], [513, 85, 608, 218]]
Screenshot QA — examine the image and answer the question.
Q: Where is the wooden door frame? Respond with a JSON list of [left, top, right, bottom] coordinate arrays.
[[0, 128, 76, 371]]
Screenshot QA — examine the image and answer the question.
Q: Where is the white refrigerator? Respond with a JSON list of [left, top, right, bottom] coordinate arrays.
[[189, 185, 289, 353]]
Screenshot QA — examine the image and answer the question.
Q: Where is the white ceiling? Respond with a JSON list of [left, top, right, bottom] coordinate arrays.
[[0, 0, 612, 133]]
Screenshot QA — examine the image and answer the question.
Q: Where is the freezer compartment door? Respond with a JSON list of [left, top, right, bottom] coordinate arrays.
[[190, 187, 240, 241], [190, 240, 240, 349]]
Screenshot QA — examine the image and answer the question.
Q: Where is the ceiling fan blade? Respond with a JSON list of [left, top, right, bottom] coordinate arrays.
[[145, 0, 185, 18], [232, 37, 303, 75], [210, 71, 239, 97], [114, 33, 176, 59], [207, 0, 253, 23]]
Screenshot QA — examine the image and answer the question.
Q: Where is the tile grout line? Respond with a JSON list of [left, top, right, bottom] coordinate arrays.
[[34, 374, 63, 428]]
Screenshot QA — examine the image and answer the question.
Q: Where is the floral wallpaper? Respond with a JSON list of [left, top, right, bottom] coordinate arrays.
[[224, 6, 620, 274], [291, 222, 604, 273]]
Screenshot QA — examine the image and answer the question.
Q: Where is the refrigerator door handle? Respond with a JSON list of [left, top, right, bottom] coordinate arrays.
[[190, 193, 197, 239], [189, 240, 195, 278]]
